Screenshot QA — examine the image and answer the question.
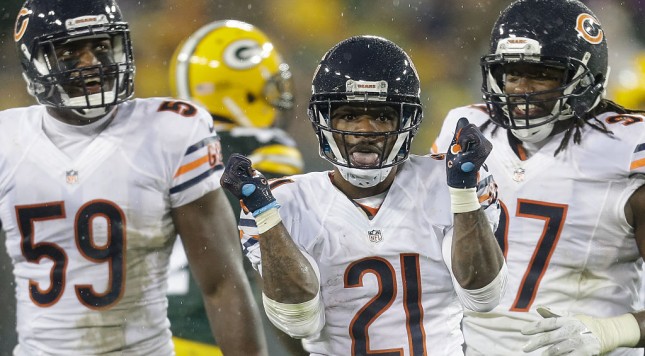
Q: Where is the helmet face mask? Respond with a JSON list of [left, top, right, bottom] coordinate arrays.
[[481, 0, 608, 142], [35, 35, 125, 108], [15, 0, 135, 115], [308, 36, 423, 187], [263, 63, 294, 122], [310, 98, 419, 170], [170, 20, 294, 129]]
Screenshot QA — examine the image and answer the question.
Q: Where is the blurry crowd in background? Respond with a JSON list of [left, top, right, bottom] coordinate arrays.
[[0, 0, 643, 351]]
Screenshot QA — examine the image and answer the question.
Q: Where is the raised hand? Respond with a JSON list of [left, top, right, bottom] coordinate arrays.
[[220, 153, 278, 216], [445, 117, 492, 189]]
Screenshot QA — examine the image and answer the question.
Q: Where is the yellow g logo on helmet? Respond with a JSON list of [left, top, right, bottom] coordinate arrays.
[[223, 39, 265, 70], [170, 20, 294, 130]]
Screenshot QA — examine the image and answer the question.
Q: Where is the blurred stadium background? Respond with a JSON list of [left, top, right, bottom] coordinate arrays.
[[0, 0, 643, 353]]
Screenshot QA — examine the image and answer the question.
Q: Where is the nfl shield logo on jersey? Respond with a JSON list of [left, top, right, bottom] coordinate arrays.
[[368, 229, 383, 243], [66, 170, 79, 184], [513, 167, 525, 182]]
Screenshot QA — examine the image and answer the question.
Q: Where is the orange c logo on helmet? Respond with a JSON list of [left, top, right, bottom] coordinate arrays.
[[575, 13, 603, 45], [14, 8, 30, 42]]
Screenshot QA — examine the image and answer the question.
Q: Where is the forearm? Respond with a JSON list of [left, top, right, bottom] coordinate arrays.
[[173, 190, 269, 355], [202, 282, 267, 356], [451, 209, 504, 289], [259, 221, 319, 303], [220, 154, 318, 303]]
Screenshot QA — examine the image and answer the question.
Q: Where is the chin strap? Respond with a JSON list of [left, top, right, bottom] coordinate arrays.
[[71, 106, 112, 119], [336, 165, 392, 188], [511, 122, 555, 143]]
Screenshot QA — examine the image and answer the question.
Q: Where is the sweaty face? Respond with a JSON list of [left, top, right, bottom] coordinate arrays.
[[330, 104, 399, 168], [53, 37, 117, 98], [502, 63, 565, 119]]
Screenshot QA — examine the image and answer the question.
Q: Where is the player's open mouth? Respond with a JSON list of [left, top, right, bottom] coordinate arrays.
[[511, 103, 544, 117], [67, 73, 115, 96], [83, 79, 103, 94], [349, 148, 382, 168]]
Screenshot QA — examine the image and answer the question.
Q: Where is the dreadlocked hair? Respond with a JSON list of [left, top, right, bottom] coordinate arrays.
[[547, 99, 624, 155], [553, 116, 588, 155], [549, 98, 645, 155], [596, 99, 645, 116]]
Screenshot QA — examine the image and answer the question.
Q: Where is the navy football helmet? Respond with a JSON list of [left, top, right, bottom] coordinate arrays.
[[481, 0, 608, 142], [308, 35, 423, 187], [14, 0, 134, 116]]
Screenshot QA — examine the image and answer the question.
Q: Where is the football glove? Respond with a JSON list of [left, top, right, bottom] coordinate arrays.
[[446, 117, 492, 189], [521, 306, 640, 355], [220, 153, 278, 216]]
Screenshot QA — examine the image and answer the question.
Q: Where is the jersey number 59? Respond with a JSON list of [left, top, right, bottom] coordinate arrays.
[[17, 200, 125, 310]]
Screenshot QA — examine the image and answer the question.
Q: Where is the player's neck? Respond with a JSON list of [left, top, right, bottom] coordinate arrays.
[[331, 166, 397, 200], [512, 118, 573, 158], [46, 106, 116, 126]]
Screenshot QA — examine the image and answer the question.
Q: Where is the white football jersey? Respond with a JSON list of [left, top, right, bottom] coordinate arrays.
[[0, 98, 223, 355], [433, 105, 645, 356], [240, 155, 500, 356]]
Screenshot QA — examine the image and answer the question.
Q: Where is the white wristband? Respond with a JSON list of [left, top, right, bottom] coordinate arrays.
[[456, 262, 508, 312], [577, 313, 640, 353], [255, 207, 282, 234], [262, 291, 325, 338], [449, 187, 480, 213]]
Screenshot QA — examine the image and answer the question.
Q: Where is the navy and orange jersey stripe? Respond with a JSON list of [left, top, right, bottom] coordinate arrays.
[[239, 218, 259, 255], [184, 136, 220, 155], [170, 166, 221, 194], [630, 142, 645, 171], [170, 135, 223, 195]]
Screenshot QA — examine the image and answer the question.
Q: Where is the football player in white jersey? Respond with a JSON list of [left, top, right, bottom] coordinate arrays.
[[2, 0, 267, 355], [432, 0, 645, 355], [220, 35, 508, 355]]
